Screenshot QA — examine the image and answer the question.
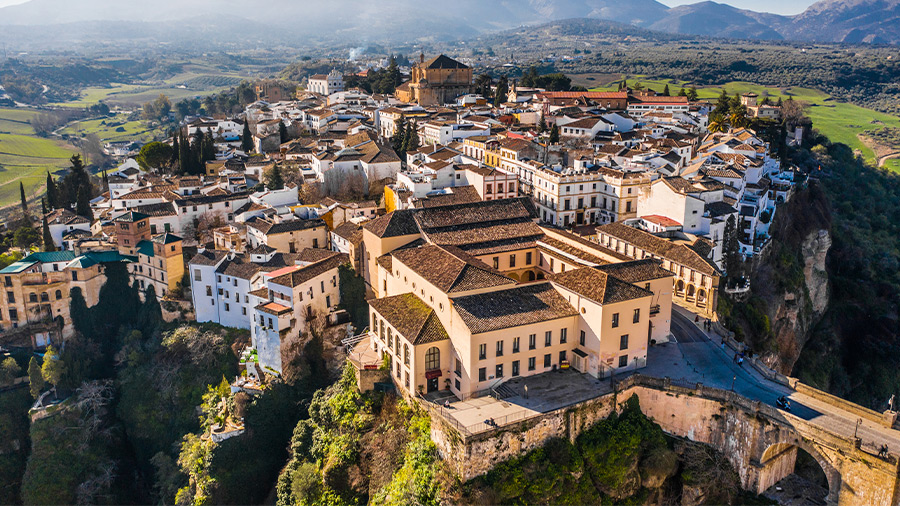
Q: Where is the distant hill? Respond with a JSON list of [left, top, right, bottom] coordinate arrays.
[[0, 0, 898, 45]]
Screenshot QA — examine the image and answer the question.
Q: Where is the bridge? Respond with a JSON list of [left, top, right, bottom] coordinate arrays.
[[425, 308, 900, 505]]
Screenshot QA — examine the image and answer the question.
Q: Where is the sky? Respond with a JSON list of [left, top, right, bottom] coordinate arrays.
[[658, 0, 817, 15], [0, 0, 820, 15]]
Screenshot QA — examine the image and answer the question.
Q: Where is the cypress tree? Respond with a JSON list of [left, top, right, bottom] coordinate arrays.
[[201, 128, 216, 164], [538, 115, 547, 133], [41, 215, 55, 252], [266, 163, 284, 190], [46, 172, 58, 209], [662, 84, 670, 96], [69, 287, 93, 337], [102, 170, 109, 193], [278, 120, 289, 144], [41, 197, 47, 215], [19, 181, 27, 214], [178, 132, 191, 174], [76, 184, 92, 219], [171, 134, 180, 166], [241, 121, 254, 153], [391, 118, 407, 156], [549, 123, 560, 144], [28, 357, 44, 400], [405, 121, 420, 152]]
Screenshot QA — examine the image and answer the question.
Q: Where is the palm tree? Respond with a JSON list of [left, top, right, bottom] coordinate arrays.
[[729, 109, 749, 129], [708, 114, 727, 133]]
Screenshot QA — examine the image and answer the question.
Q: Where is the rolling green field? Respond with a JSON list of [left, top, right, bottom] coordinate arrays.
[[588, 77, 900, 167], [0, 110, 76, 209], [59, 113, 165, 143]]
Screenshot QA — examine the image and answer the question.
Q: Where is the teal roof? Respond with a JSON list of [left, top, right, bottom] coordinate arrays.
[[0, 251, 76, 274], [66, 250, 135, 269], [113, 211, 150, 223], [137, 240, 155, 257]]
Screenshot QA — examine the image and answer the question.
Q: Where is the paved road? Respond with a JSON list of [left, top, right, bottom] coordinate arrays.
[[662, 307, 900, 457]]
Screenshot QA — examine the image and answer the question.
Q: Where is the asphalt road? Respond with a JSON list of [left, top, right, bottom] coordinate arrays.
[[667, 308, 900, 456]]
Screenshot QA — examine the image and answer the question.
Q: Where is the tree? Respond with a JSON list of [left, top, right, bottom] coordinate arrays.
[[549, 123, 560, 144], [265, 164, 284, 190], [136, 142, 174, 171], [76, 184, 92, 219], [170, 134, 181, 167], [278, 121, 289, 144], [723, 215, 742, 281], [708, 113, 727, 134], [403, 121, 419, 153], [390, 118, 408, 157], [678, 88, 687, 97], [241, 121, 254, 152], [687, 87, 699, 101], [14, 226, 40, 249], [538, 115, 547, 133], [19, 181, 27, 214], [178, 132, 193, 174], [474, 74, 493, 99], [62, 154, 90, 208], [41, 346, 64, 392], [46, 172, 58, 209], [137, 285, 163, 335], [28, 357, 44, 400], [632, 81, 644, 90], [201, 128, 216, 166], [494, 76, 509, 107], [0, 357, 21, 385], [41, 215, 55, 252], [662, 84, 670, 96]]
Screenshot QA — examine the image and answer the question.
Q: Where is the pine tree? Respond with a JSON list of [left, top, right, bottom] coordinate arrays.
[[241, 121, 254, 152], [265, 163, 284, 190], [42, 215, 55, 252], [278, 120, 289, 144], [19, 181, 27, 214], [28, 357, 44, 400], [662, 84, 670, 96], [76, 184, 92, 219], [549, 123, 560, 144], [688, 87, 699, 101], [46, 172, 58, 209]]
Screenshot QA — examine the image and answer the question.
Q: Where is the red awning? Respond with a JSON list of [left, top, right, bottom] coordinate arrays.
[[425, 369, 442, 379]]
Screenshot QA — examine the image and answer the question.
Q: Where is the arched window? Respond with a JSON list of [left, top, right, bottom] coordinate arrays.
[[404, 344, 410, 366], [40, 292, 49, 302], [55, 290, 63, 300], [425, 347, 440, 371], [29, 293, 38, 303]]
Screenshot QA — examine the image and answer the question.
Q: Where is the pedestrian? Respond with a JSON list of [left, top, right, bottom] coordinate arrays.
[[733, 353, 739, 364], [695, 315, 700, 323], [738, 356, 744, 366], [524, 384, 529, 399]]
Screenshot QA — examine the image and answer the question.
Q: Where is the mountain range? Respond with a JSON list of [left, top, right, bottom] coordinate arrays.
[[0, 0, 898, 45]]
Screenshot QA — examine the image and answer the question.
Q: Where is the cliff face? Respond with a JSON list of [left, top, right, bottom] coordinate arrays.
[[734, 182, 832, 374]]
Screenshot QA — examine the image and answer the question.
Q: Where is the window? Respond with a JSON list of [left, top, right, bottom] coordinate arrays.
[[6, 292, 12, 304], [9, 308, 17, 321], [512, 337, 520, 353], [544, 331, 552, 347], [495, 363, 503, 379], [455, 358, 461, 377], [612, 313, 619, 328], [224, 303, 230, 312], [620, 334, 629, 350], [3, 276, 10, 287], [206, 286, 212, 296], [55, 290, 62, 300], [645, 282, 651, 291], [425, 347, 440, 371], [528, 357, 536, 371], [405, 371, 409, 389], [493, 257, 499, 269], [512, 360, 520, 376], [525, 252, 532, 265], [478, 343, 487, 360], [496, 340, 504, 357], [478, 367, 486, 382], [455, 379, 460, 390], [529, 334, 536, 350], [560, 328, 567, 344], [633, 308, 640, 324], [509, 254, 516, 268], [29, 293, 37, 303], [404, 344, 410, 366], [543, 354, 551, 368], [619, 355, 629, 368], [242, 307, 247, 315], [559, 350, 567, 363], [580, 330, 586, 346], [72, 272, 78, 281]]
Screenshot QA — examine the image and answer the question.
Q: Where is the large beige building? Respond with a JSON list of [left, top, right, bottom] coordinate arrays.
[[395, 54, 473, 106], [353, 198, 675, 399]]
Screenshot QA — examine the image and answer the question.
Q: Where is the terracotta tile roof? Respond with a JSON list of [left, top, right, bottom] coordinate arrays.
[[331, 221, 363, 244], [425, 220, 543, 247], [641, 215, 682, 227], [256, 301, 292, 316], [552, 266, 652, 305], [594, 259, 673, 283], [415, 197, 536, 230], [452, 283, 578, 334], [267, 251, 347, 288], [189, 250, 227, 266], [596, 223, 719, 276], [247, 217, 326, 235], [369, 293, 449, 345], [414, 186, 482, 209], [537, 236, 607, 265], [363, 209, 420, 238], [391, 244, 515, 294]]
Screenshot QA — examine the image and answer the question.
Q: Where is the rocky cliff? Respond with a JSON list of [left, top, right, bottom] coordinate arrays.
[[725, 182, 832, 375]]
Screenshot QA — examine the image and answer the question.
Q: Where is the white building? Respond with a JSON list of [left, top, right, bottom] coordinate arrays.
[[308, 70, 344, 96]]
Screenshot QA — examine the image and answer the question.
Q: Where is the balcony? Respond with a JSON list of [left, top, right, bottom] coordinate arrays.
[[649, 305, 661, 316]]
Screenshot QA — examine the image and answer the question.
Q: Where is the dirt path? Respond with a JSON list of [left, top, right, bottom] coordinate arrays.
[[858, 133, 900, 167], [877, 151, 900, 168]]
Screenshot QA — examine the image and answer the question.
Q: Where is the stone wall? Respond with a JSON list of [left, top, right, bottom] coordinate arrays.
[[429, 375, 900, 506]]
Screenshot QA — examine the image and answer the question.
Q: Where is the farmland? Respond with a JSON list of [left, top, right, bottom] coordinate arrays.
[[0, 111, 76, 209], [59, 113, 166, 144]]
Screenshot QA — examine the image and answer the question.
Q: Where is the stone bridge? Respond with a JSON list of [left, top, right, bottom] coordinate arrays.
[[430, 375, 900, 506]]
